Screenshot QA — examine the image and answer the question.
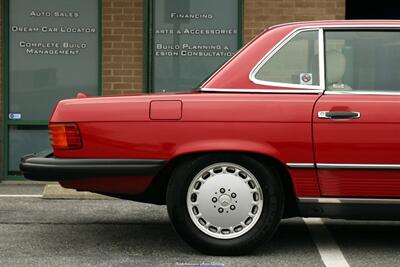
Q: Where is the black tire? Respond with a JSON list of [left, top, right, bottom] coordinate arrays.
[[166, 153, 284, 255]]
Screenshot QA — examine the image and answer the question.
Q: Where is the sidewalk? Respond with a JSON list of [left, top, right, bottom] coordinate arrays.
[[0, 181, 114, 200], [0, 181, 46, 196]]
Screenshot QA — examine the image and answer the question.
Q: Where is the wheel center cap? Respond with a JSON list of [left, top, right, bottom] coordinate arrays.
[[219, 194, 231, 207]]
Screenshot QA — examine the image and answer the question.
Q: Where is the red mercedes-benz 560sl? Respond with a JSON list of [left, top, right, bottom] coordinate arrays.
[[20, 20, 400, 255]]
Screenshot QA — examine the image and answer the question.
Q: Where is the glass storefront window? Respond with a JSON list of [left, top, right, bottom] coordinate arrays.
[[150, 0, 242, 92], [5, 0, 100, 177]]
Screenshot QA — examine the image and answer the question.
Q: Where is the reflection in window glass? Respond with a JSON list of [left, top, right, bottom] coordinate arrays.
[[255, 30, 319, 86], [9, 0, 99, 121], [152, 0, 240, 92], [8, 126, 50, 174], [325, 31, 400, 91]]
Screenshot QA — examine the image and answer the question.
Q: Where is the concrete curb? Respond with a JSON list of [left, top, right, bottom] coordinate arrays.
[[0, 180, 50, 185], [42, 184, 116, 200]]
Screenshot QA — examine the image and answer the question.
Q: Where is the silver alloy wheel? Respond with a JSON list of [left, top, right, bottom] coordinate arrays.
[[187, 162, 264, 239]]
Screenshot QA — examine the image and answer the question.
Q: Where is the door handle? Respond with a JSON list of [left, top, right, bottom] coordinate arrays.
[[318, 111, 361, 119]]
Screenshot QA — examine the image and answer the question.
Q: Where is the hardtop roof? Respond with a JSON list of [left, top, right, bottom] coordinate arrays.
[[268, 20, 400, 30]]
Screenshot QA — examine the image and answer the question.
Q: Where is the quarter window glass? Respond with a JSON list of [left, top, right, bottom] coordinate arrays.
[[254, 30, 319, 86], [325, 31, 400, 91]]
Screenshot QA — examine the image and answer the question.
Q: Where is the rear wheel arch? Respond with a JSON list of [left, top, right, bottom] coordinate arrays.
[[150, 151, 298, 217]]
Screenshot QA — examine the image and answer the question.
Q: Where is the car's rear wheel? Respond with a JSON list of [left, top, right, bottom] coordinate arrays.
[[166, 153, 284, 255]]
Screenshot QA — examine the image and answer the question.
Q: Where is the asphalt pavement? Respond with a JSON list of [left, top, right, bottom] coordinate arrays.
[[0, 183, 399, 267]]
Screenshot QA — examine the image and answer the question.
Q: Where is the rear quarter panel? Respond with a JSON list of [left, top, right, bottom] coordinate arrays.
[[53, 93, 320, 197]]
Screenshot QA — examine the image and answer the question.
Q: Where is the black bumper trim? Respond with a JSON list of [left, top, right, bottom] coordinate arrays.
[[20, 151, 167, 181], [298, 202, 400, 220]]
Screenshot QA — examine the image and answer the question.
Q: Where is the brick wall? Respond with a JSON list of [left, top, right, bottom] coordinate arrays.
[[102, 0, 144, 95], [100, 0, 345, 95], [244, 0, 345, 43], [0, 0, 3, 176]]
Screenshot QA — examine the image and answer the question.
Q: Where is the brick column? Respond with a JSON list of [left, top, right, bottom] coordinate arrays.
[[102, 0, 144, 95], [0, 0, 3, 178]]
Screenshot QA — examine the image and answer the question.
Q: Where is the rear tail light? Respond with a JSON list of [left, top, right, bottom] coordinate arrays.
[[49, 123, 82, 150]]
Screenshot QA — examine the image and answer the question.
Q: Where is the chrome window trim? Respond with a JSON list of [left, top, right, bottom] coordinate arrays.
[[325, 90, 400, 96], [318, 28, 325, 90], [200, 88, 323, 94], [323, 26, 400, 95], [317, 163, 400, 170], [249, 28, 324, 90], [201, 24, 400, 95], [298, 197, 400, 205]]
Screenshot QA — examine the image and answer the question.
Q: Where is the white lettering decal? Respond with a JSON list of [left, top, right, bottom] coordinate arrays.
[[170, 12, 213, 19]]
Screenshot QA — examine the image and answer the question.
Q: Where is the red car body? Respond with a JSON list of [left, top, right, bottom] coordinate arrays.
[[20, 20, 400, 254]]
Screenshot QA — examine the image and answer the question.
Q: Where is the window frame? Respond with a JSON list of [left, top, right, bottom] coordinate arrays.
[[249, 28, 325, 91], [323, 28, 400, 96]]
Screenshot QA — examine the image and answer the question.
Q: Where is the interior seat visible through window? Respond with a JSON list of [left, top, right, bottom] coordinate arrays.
[[326, 50, 352, 90]]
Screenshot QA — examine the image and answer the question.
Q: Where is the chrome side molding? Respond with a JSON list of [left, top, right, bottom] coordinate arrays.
[[200, 88, 323, 94], [287, 162, 400, 170], [298, 197, 400, 205], [316, 163, 400, 170], [286, 163, 315, 169]]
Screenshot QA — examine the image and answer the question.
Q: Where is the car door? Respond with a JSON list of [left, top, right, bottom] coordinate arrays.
[[313, 29, 400, 198]]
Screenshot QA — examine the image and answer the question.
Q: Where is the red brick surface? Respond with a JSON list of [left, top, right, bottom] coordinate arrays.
[[244, 0, 345, 43], [102, 0, 144, 95], [0, 0, 3, 172]]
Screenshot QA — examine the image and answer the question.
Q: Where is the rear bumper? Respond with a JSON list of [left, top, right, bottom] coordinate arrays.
[[20, 150, 167, 181]]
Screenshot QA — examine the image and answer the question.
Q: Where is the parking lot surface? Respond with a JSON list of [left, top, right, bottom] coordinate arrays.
[[0, 184, 400, 267]]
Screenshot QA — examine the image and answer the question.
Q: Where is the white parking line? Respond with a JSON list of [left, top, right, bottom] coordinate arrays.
[[0, 194, 43, 198], [303, 218, 350, 267]]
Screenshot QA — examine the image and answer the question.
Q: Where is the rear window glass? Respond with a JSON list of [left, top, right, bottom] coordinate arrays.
[[254, 30, 320, 86]]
